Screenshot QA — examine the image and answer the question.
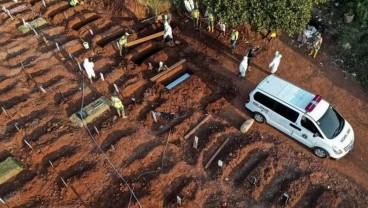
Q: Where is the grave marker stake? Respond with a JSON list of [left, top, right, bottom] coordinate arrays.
[[113, 84, 119, 92], [193, 136, 199, 149], [100, 73, 105, 81], [23, 139, 33, 149], [56, 43, 60, 51], [0, 197, 5, 204], [176, 196, 182, 205], [93, 126, 100, 135]]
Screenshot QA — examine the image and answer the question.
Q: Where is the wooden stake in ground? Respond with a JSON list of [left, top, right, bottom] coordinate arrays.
[[205, 138, 230, 169], [0, 197, 6, 204], [193, 136, 199, 149], [184, 114, 211, 139], [151, 111, 157, 123], [55, 43, 60, 51], [93, 126, 100, 135], [100, 73, 105, 81], [176, 196, 182, 205], [113, 84, 119, 92]]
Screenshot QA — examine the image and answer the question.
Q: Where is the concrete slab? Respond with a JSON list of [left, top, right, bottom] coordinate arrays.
[[0, 157, 23, 185], [69, 96, 111, 127], [18, 17, 48, 33]]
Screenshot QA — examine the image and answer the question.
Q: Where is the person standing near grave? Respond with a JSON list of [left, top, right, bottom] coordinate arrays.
[[163, 22, 173, 42], [111, 92, 127, 118], [157, 62, 168, 73], [118, 33, 129, 56], [83, 58, 95, 83]]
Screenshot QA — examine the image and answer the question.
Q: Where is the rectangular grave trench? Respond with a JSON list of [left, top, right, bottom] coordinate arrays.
[[158, 65, 193, 90], [131, 43, 166, 66], [96, 29, 127, 48], [71, 15, 100, 30]]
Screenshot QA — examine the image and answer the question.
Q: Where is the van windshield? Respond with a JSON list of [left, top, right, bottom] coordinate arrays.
[[317, 106, 345, 139]]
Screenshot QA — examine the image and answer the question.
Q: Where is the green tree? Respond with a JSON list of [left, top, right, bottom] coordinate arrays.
[[202, 0, 328, 35]]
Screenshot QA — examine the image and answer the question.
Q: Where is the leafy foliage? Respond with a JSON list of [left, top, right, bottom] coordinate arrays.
[[201, 0, 328, 35], [356, 0, 368, 27]]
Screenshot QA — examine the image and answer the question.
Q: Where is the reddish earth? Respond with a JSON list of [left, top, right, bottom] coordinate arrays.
[[0, 0, 368, 207]]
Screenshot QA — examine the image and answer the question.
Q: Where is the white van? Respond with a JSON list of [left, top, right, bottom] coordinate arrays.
[[245, 75, 354, 159]]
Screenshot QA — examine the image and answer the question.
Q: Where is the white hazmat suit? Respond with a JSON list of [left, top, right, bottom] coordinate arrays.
[[239, 56, 248, 78], [269, 51, 282, 74], [83, 58, 95, 81], [163, 22, 173, 40], [184, 0, 193, 13]]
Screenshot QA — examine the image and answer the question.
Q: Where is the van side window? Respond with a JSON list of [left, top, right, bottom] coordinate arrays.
[[254, 92, 276, 109], [301, 116, 321, 136], [273, 103, 299, 122]]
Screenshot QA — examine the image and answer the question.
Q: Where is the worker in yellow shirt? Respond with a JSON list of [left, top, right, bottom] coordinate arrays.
[[118, 33, 129, 56], [192, 8, 200, 29], [230, 29, 239, 51], [207, 12, 214, 33], [111, 92, 127, 118]]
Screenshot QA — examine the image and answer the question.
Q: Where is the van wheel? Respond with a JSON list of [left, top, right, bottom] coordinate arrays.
[[253, 112, 265, 123], [314, 147, 329, 158]]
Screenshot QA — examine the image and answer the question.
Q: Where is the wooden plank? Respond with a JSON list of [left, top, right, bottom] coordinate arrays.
[[184, 114, 211, 139], [204, 138, 230, 169], [127, 31, 164, 47], [150, 59, 187, 82]]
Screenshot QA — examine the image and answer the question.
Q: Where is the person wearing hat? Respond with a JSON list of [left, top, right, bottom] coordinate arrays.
[[269, 51, 282, 74], [118, 32, 129, 56], [111, 92, 127, 118], [83, 58, 95, 83]]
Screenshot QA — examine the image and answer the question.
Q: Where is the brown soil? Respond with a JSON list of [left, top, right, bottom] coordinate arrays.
[[0, 0, 368, 207]]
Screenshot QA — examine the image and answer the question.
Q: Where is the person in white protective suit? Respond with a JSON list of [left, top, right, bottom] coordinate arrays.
[[83, 58, 95, 83], [184, 0, 193, 13], [269, 51, 282, 74], [163, 22, 173, 41], [238, 56, 248, 78]]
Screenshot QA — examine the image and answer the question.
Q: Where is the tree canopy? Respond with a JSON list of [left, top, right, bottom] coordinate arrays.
[[201, 0, 328, 35]]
